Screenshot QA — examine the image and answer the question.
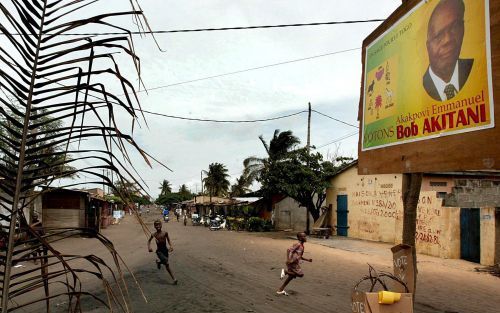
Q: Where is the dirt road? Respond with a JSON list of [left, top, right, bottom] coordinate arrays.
[[27, 213, 500, 313]]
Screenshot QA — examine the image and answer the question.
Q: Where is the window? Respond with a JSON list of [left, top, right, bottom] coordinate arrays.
[[430, 181, 447, 187], [436, 192, 447, 199]]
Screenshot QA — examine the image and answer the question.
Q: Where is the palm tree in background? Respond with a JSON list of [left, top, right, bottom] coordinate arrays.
[[178, 184, 192, 198], [203, 163, 230, 198], [178, 184, 189, 194], [243, 129, 300, 184], [159, 179, 172, 196], [230, 174, 252, 197]]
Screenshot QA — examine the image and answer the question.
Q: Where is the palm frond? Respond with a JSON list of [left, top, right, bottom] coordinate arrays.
[[0, 0, 158, 311]]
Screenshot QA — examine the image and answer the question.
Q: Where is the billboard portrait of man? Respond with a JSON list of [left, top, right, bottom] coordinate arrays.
[[422, 0, 473, 101]]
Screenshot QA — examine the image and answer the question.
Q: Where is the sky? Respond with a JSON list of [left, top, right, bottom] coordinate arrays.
[[52, 0, 404, 197]]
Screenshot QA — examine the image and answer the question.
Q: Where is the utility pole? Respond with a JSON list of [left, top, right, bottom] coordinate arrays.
[[306, 102, 312, 235], [201, 171, 204, 195]]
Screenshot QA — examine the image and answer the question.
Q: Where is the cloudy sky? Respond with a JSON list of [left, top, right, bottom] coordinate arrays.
[[56, 0, 403, 197]]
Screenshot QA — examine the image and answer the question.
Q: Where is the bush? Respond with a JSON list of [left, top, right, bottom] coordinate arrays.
[[247, 217, 264, 232], [262, 219, 273, 232], [226, 217, 245, 231]]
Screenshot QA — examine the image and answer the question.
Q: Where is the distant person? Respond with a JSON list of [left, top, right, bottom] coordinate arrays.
[[276, 232, 312, 296], [423, 0, 473, 101], [30, 213, 45, 265], [148, 220, 177, 284]]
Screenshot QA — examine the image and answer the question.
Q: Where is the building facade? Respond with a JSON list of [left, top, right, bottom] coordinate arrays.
[[326, 164, 500, 265]]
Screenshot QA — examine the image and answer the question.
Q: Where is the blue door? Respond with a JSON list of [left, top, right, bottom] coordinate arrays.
[[460, 208, 480, 263], [336, 195, 349, 236]]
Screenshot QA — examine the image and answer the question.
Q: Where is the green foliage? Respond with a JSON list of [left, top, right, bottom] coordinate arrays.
[[262, 220, 274, 232], [112, 181, 140, 204], [230, 174, 252, 197], [203, 162, 230, 197], [227, 205, 256, 218], [155, 193, 182, 206], [243, 129, 300, 185], [133, 195, 151, 206], [178, 184, 194, 201], [105, 195, 123, 204], [0, 105, 76, 180], [159, 179, 172, 196], [259, 148, 335, 221], [226, 217, 245, 231], [155, 189, 193, 206], [247, 217, 264, 232]]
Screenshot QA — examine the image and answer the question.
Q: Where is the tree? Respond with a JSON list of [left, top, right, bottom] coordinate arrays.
[[243, 129, 300, 184], [155, 184, 193, 206], [259, 148, 335, 221], [113, 181, 140, 199], [230, 174, 252, 197], [178, 184, 193, 199], [0, 105, 77, 184], [159, 179, 172, 196], [156, 193, 183, 206], [203, 163, 230, 198]]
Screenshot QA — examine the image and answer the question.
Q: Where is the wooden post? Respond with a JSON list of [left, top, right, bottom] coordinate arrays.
[[401, 172, 422, 296], [306, 102, 311, 235]]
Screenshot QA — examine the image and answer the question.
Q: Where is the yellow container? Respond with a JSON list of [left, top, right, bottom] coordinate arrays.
[[378, 291, 402, 304]]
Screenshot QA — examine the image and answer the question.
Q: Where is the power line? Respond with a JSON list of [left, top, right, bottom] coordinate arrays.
[[316, 131, 359, 149], [312, 110, 359, 128], [127, 47, 361, 95], [141, 109, 307, 123], [6, 19, 385, 37]]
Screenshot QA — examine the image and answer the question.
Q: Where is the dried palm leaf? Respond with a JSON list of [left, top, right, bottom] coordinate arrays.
[[0, 0, 158, 311]]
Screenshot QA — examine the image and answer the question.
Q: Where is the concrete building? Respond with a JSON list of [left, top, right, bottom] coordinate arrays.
[[272, 196, 313, 231], [326, 162, 500, 265]]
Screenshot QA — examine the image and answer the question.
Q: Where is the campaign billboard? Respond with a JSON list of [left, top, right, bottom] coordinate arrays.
[[361, 0, 493, 151]]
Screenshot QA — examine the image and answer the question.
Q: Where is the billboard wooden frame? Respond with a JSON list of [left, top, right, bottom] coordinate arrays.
[[358, 0, 500, 174]]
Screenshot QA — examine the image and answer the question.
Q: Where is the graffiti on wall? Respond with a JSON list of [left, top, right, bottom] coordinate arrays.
[[415, 195, 442, 246], [353, 185, 402, 222], [350, 183, 402, 239], [350, 183, 443, 247]]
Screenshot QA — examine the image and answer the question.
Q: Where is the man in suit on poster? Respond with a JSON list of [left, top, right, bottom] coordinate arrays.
[[423, 0, 473, 101]]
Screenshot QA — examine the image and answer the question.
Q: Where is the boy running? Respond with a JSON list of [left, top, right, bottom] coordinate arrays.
[[148, 220, 178, 284], [277, 232, 312, 295]]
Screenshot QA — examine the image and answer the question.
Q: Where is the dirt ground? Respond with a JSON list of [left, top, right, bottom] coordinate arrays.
[[20, 212, 500, 313]]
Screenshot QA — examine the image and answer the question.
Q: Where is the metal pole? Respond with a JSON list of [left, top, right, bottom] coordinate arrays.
[[201, 171, 203, 194]]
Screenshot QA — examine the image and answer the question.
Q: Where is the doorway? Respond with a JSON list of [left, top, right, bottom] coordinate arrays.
[[336, 195, 349, 236], [460, 208, 480, 263]]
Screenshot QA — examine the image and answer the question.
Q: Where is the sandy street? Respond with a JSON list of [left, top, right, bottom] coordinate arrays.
[[25, 213, 500, 313]]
